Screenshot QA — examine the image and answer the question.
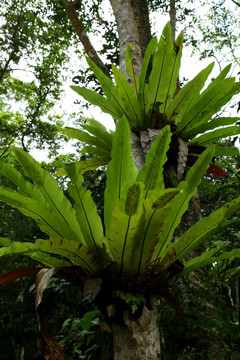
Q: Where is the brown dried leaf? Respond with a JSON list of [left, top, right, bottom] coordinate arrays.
[[35, 268, 58, 315], [35, 268, 65, 360]]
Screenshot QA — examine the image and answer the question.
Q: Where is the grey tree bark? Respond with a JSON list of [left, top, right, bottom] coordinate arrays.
[[113, 299, 161, 360], [109, 0, 143, 76]]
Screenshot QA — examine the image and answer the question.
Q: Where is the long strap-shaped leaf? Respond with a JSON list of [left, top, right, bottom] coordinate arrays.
[[184, 117, 240, 140], [214, 146, 240, 157], [138, 36, 158, 126], [160, 195, 240, 269], [172, 63, 231, 129], [112, 64, 143, 129], [151, 146, 216, 264], [201, 63, 232, 92], [64, 162, 110, 264], [0, 162, 45, 202], [189, 126, 240, 146], [177, 78, 238, 135], [0, 238, 100, 274], [136, 189, 180, 275], [70, 86, 123, 120], [104, 117, 137, 237], [221, 266, 240, 280], [12, 147, 83, 243], [86, 57, 128, 120], [166, 62, 214, 123], [34, 239, 100, 274], [0, 238, 70, 268], [59, 127, 112, 152], [107, 182, 146, 276], [182, 82, 240, 139], [180, 247, 240, 277], [161, 30, 183, 114], [55, 158, 110, 176], [81, 146, 111, 158], [137, 125, 172, 198], [82, 118, 114, 146], [0, 188, 84, 243], [145, 23, 182, 127], [0, 238, 35, 254]]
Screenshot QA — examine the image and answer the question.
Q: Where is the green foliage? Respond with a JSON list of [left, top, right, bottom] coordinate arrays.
[[60, 310, 111, 360], [1, 118, 240, 281], [126, 293, 146, 314], [1, 17, 240, 359], [69, 23, 183, 131], [160, 275, 240, 359], [104, 116, 138, 237], [65, 23, 239, 178], [0, 0, 76, 158], [64, 162, 109, 262], [189, 1, 240, 67], [1, 23, 240, 284]]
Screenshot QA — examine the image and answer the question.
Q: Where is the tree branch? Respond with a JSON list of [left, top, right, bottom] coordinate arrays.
[[170, 0, 176, 42], [170, 0, 181, 97], [231, 0, 240, 7], [64, 1, 109, 76]]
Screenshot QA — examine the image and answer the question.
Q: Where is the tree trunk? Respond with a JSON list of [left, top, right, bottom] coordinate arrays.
[[109, 3, 162, 358], [113, 299, 161, 360], [109, 0, 143, 76], [130, 0, 152, 57]]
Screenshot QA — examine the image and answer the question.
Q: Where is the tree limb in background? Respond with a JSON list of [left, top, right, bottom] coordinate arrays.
[[170, 0, 176, 42], [170, 0, 180, 97], [231, 0, 240, 7], [64, 0, 110, 76]]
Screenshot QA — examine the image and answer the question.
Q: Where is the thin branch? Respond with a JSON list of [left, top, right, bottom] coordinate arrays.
[[64, 1, 110, 76], [170, 0, 181, 97], [11, 68, 35, 73], [230, 0, 240, 7], [170, 0, 176, 42], [0, 141, 14, 159]]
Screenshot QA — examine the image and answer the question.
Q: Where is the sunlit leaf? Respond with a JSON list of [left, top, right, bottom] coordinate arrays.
[[104, 117, 137, 236], [64, 162, 110, 263], [152, 146, 215, 263], [161, 195, 240, 269], [13, 147, 83, 243]]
